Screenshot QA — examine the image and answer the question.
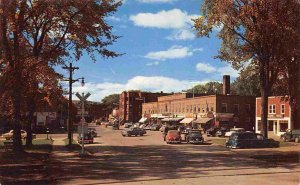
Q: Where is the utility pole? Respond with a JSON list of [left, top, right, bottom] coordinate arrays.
[[63, 63, 84, 146]]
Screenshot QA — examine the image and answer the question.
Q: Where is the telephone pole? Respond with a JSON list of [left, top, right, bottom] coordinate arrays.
[[63, 63, 84, 146]]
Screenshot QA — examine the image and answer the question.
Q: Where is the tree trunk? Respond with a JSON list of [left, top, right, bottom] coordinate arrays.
[[12, 76, 23, 152], [259, 61, 269, 138], [294, 61, 300, 129], [26, 98, 35, 147]]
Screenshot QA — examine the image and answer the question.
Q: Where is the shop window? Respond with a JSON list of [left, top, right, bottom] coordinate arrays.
[[221, 103, 227, 113], [281, 104, 285, 114], [257, 121, 262, 131], [268, 121, 274, 131], [280, 121, 288, 132], [269, 104, 276, 114]]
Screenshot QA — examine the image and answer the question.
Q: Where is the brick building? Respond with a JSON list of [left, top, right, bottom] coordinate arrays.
[[142, 76, 256, 130], [119, 91, 170, 123], [255, 96, 291, 136]]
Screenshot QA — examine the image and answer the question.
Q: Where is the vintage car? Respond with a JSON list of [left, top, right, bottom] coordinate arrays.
[[121, 127, 146, 137], [150, 124, 161, 131], [225, 132, 279, 149], [281, 129, 300, 142], [77, 132, 94, 144], [166, 130, 181, 144], [88, 128, 97, 137], [206, 127, 219, 137], [224, 128, 245, 137], [112, 124, 119, 130], [124, 122, 133, 128], [216, 127, 228, 137], [1, 130, 36, 140], [186, 130, 204, 144]]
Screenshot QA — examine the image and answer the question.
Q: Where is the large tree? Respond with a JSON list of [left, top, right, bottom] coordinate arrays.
[[0, 0, 122, 151], [194, 0, 296, 138], [186, 82, 222, 95]]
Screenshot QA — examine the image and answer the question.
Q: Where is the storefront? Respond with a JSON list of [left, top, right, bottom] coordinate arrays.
[[256, 116, 290, 136]]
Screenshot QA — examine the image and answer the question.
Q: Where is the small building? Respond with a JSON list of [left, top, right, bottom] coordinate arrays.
[[255, 96, 290, 136]]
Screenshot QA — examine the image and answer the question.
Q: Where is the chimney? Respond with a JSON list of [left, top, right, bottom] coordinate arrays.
[[223, 75, 230, 95]]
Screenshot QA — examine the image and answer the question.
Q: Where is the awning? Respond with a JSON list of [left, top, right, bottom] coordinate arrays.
[[161, 118, 183, 122], [138, 117, 148, 123], [194, 117, 213, 124], [180, 118, 194, 124]]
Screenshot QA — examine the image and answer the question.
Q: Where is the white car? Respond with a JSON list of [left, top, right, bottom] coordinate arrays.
[[225, 128, 245, 137]]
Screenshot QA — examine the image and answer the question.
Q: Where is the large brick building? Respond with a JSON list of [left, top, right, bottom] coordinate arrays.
[[119, 91, 170, 123], [255, 96, 291, 136], [142, 76, 256, 130]]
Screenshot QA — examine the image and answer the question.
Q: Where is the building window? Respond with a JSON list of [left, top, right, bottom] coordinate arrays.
[[246, 117, 251, 123], [221, 103, 227, 113], [201, 104, 205, 113], [234, 104, 239, 113], [281, 104, 285, 114], [193, 105, 196, 113], [246, 104, 251, 112], [269, 105, 276, 114]]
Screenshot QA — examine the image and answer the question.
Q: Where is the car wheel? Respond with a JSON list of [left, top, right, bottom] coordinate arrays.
[[282, 137, 287, 142], [140, 134, 143, 136]]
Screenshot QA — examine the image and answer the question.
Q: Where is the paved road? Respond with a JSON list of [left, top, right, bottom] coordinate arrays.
[[51, 125, 300, 185]]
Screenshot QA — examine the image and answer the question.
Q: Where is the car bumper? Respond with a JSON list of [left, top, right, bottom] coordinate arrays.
[[189, 140, 203, 144]]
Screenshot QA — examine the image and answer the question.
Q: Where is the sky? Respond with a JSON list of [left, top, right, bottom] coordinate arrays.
[[59, 0, 239, 102]]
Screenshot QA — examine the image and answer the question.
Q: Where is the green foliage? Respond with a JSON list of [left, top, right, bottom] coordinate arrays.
[[231, 65, 261, 96], [101, 94, 120, 110], [186, 82, 222, 94]]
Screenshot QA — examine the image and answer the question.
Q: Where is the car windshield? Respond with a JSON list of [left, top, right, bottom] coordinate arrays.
[[190, 131, 201, 136]]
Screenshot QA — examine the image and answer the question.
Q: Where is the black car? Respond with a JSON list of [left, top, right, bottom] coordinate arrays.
[[121, 127, 146, 137], [216, 127, 228, 137], [206, 127, 218, 137], [150, 124, 161, 131], [280, 129, 300, 142], [186, 130, 204, 144], [226, 132, 279, 149]]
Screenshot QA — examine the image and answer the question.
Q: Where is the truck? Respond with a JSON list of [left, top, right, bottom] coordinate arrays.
[[280, 129, 300, 143]]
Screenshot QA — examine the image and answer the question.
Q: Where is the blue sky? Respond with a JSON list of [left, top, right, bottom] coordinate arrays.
[[60, 0, 239, 102]]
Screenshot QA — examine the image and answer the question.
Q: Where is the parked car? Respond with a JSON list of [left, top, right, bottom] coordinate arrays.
[[144, 124, 152, 130], [150, 124, 161, 131], [186, 130, 204, 144], [112, 124, 119, 130], [77, 132, 94, 144], [226, 132, 279, 149], [181, 126, 192, 134], [88, 128, 97, 137], [124, 122, 133, 128], [206, 127, 218, 137], [225, 128, 245, 137], [216, 127, 228, 137], [1, 130, 36, 140], [121, 127, 146, 137], [280, 129, 300, 142], [166, 130, 181, 144]]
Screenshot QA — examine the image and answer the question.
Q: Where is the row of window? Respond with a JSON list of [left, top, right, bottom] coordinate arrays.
[[268, 104, 285, 114], [145, 103, 251, 114]]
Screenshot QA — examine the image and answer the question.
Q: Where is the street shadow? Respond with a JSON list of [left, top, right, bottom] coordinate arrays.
[[49, 144, 300, 184]]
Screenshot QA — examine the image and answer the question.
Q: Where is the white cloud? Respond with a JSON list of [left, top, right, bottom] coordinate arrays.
[[146, 61, 160, 66], [196, 62, 240, 77], [196, 63, 217, 73], [137, 0, 177, 3], [130, 9, 193, 29], [167, 29, 195, 41], [72, 76, 207, 102], [217, 65, 240, 77], [145, 45, 194, 61]]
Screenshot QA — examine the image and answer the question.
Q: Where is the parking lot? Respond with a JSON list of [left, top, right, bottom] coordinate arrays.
[[48, 125, 300, 185]]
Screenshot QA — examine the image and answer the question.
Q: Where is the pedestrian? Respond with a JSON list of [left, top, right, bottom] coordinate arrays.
[[163, 126, 169, 141]]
